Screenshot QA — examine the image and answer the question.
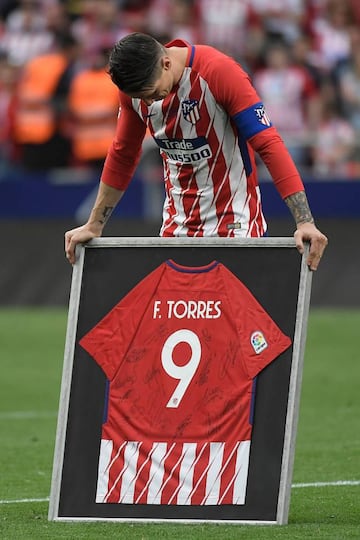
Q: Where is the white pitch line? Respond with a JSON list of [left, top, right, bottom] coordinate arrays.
[[0, 411, 57, 420], [0, 497, 49, 504], [0, 481, 359, 505], [292, 480, 360, 488]]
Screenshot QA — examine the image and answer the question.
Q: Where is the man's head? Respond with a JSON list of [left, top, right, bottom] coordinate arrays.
[[109, 33, 166, 97]]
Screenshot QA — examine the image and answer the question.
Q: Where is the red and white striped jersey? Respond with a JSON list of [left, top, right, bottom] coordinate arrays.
[[101, 39, 304, 238], [79, 260, 292, 505]]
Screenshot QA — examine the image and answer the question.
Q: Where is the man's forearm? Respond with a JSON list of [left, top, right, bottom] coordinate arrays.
[[284, 191, 315, 226], [87, 181, 125, 229]]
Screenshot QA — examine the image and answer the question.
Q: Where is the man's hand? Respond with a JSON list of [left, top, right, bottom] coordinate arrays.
[[294, 222, 328, 271], [64, 182, 124, 264], [65, 223, 103, 265]]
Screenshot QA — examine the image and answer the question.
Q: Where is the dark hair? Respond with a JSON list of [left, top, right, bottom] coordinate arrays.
[[108, 33, 165, 94]]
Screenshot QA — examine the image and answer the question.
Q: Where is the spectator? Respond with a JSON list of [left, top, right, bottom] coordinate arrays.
[[196, 0, 259, 61], [43, 0, 72, 36], [9, 32, 80, 170], [311, 80, 356, 177], [0, 0, 54, 67], [114, 0, 152, 33], [291, 32, 323, 89], [335, 26, 360, 134], [67, 47, 120, 170], [167, 0, 199, 43], [0, 51, 19, 173], [253, 39, 320, 169], [306, 0, 355, 74], [147, 0, 200, 44], [250, 0, 305, 45], [71, 0, 126, 61]]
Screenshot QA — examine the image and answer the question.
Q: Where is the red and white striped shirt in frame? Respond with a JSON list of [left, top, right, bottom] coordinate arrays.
[[101, 40, 304, 238], [79, 260, 292, 505]]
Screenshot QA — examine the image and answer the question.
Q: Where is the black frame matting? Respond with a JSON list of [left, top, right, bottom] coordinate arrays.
[[48, 237, 312, 525]]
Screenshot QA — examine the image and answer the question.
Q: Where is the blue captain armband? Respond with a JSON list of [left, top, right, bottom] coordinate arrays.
[[232, 102, 273, 139]]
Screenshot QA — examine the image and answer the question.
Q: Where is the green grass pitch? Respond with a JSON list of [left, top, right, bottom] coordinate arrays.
[[0, 308, 359, 539]]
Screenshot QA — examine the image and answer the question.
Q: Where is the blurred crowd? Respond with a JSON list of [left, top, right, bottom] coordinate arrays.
[[1, 0, 360, 181]]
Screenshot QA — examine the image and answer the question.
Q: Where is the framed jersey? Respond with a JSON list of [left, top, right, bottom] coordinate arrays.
[[48, 237, 312, 525]]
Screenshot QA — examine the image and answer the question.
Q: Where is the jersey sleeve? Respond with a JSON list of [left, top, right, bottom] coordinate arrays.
[[249, 128, 305, 198], [79, 263, 166, 380], [100, 91, 147, 191], [198, 47, 263, 119], [197, 47, 304, 198], [218, 265, 292, 379]]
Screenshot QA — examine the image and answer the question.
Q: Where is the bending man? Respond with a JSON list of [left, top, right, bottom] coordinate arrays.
[[65, 33, 327, 268]]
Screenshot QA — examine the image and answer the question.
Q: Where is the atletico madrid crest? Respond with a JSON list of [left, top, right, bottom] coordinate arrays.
[[254, 105, 272, 127], [181, 99, 200, 124]]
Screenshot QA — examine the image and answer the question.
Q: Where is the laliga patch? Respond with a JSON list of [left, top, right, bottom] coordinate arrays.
[[250, 331, 268, 354]]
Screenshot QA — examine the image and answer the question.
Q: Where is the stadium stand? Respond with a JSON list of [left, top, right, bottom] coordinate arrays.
[[0, 0, 358, 307]]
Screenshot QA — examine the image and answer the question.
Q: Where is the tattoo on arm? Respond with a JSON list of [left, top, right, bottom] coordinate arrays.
[[99, 206, 114, 225], [284, 191, 314, 225]]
